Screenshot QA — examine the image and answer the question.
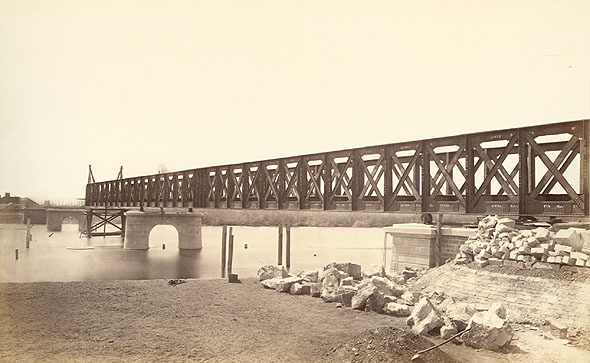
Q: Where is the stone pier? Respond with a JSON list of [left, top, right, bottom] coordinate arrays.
[[46, 209, 86, 232], [123, 211, 204, 250]]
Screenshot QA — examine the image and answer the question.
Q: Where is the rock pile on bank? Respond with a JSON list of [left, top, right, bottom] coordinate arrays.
[[455, 216, 590, 269], [257, 262, 514, 351]]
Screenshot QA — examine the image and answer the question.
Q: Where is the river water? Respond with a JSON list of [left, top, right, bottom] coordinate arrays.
[[0, 223, 391, 282]]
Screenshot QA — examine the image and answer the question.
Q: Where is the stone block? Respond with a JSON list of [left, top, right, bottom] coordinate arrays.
[[517, 247, 531, 254], [546, 319, 568, 339], [310, 283, 322, 297], [532, 262, 551, 269], [570, 252, 589, 261], [300, 284, 311, 295], [554, 244, 573, 255], [509, 251, 518, 260], [476, 259, 489, 268], [561, 256, 575, 266], [289, 283, 303, 295], [553, 229, 583, 252], [546, 256, 558, 264], [527, 237, 540, 247], [530, 247, 547, 257], [575, 259, 586, 267]]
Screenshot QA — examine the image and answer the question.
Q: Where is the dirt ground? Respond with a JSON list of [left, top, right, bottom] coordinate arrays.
[[1, 278, 589, 362]]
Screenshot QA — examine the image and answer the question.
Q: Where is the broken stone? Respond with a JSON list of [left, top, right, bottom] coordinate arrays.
[[383, 302, 411, 317], [464, 311, 514, 351], [570, 252, 589, 261], [351, 283, 378, 310], [546, 319, 568, 339], [488, 258, 503, 266], [321, 269, 342, 301], [561, 256, 575, 266], [257, 265, 283, 281], [324, 262, 362, 280], [340, 276, 354, 286], [289, 283, 303, 295], [298, 270, 319, 283], [441, 324, 458, 339], [476, 259, 489, 268], [554, 244, 574, 255], [371, 276, 405, 297], [531, 247, 547, 257], [300, 284, 311, 295], [402, 268, 418, 281], [275, 276, 303, 293], [336, 286, 357, 307], [489, 302, 506, 319], [446, 302, 477, 331], [575, 259, 586, 267], [261, 277, 282, 289], [407, 297, 444, 335], [400, 290, 420, 306], [553, 229, 583, 252], [364, 292, 386, 313], [456, 257, 470, 265], [310, 283, 322, 297]]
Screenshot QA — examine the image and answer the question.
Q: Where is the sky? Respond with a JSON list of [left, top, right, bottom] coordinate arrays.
[[1, 0, 589, 202]]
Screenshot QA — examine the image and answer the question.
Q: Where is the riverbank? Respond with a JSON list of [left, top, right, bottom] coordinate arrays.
[[1, 278, 589, 362]]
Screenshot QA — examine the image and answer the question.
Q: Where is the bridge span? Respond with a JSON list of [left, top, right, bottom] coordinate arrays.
[[85, 119, 589, 221]]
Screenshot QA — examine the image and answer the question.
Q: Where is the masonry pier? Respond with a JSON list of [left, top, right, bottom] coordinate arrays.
[[123, 211, 204, 250]]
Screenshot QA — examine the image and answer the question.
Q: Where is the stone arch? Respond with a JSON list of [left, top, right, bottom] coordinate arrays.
[[46, 209, 86, 232], [123, 211, 203, 250], [148, 224, 180, 248]]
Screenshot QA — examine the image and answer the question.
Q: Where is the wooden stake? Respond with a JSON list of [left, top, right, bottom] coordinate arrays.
[[26, 218, 31, 248], [221, 226, 227, 275], [286, 225, 291, 270], [227, 229, 234, 275], [278, 225, 283, 265], [435, 213, 443, 266], [15, 248, 18, 260]]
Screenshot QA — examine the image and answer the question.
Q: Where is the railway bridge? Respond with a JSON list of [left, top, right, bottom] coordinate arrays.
[[84, 119, 589, 248]]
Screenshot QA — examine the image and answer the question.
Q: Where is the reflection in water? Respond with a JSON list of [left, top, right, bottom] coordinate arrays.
[[0, 224, 390, 283]]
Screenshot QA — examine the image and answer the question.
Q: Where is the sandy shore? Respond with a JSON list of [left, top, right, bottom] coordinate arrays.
[[2, 277, 589, 363], [1, 278, 413, 362]]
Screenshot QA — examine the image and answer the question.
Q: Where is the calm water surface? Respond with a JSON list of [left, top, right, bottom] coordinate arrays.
[[0, 223, 391, 282]]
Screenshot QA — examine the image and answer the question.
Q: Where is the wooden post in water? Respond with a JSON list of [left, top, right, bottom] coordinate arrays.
[[86, 212, 92, 238], [285, 225, 291, 270], [221, 225, 227, 276], [15, 248, 18, 260], [435, 213, 443, 267], [278, 225, 283, 265], [227, 228, 234, 275], [26, 218, 31, 248]]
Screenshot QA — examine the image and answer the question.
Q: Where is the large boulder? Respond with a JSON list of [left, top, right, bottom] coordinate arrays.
[[365, 292, 386, 313], [320, 269, 341, 302], [257, 265, 284, 281], [407, 297, 444, 335], [337, 286, 358, 307], [464, 311, 513, 351], [553, 228, 583, 252], [440, 323, 458, 340], [371, 276, 405, 297], [289, 283, 303, 295], [445, 302, 477, 331], [298, 270, 319, 283], [383, 302, 411, 317], [261, 277, 282, 290], [351, 283, 378, 310], [275, 276, 303, 293]]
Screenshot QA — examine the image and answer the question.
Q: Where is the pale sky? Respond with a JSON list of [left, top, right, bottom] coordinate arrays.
[[1, 0, 589, 202]]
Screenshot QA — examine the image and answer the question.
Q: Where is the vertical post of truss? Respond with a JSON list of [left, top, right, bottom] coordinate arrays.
[[324, 154, 332, 210], [518, 128, 529, 216], [352, 150, 361, 211], [278, 159, 286, 210], [242, 164, 249, 209], [227, 168, 235, 209], [298, 157, 306, 210], [384, 147, 393, 212], [465, 135, 475, 213], [421, 141, 430, 213]]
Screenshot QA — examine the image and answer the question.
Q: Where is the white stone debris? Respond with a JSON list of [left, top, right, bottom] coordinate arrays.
[[454, 216, 590, 269]]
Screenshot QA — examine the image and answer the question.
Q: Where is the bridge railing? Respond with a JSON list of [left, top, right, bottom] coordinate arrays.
[[86, 119, 589, 216]]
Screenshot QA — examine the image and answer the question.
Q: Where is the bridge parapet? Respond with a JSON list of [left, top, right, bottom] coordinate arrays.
[[85, 119, 589, 218]]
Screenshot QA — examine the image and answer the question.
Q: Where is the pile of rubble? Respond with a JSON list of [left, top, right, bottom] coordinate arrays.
[[455, 216, 590, 268], [258, 263, 513, 351]]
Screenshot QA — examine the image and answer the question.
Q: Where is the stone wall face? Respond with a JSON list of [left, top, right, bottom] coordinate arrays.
[[123, 211, 203, 250], [388, 225, 476, 272]]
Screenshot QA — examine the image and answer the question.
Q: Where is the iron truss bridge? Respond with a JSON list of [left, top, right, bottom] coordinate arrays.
[[86, 119, 589, 217]]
